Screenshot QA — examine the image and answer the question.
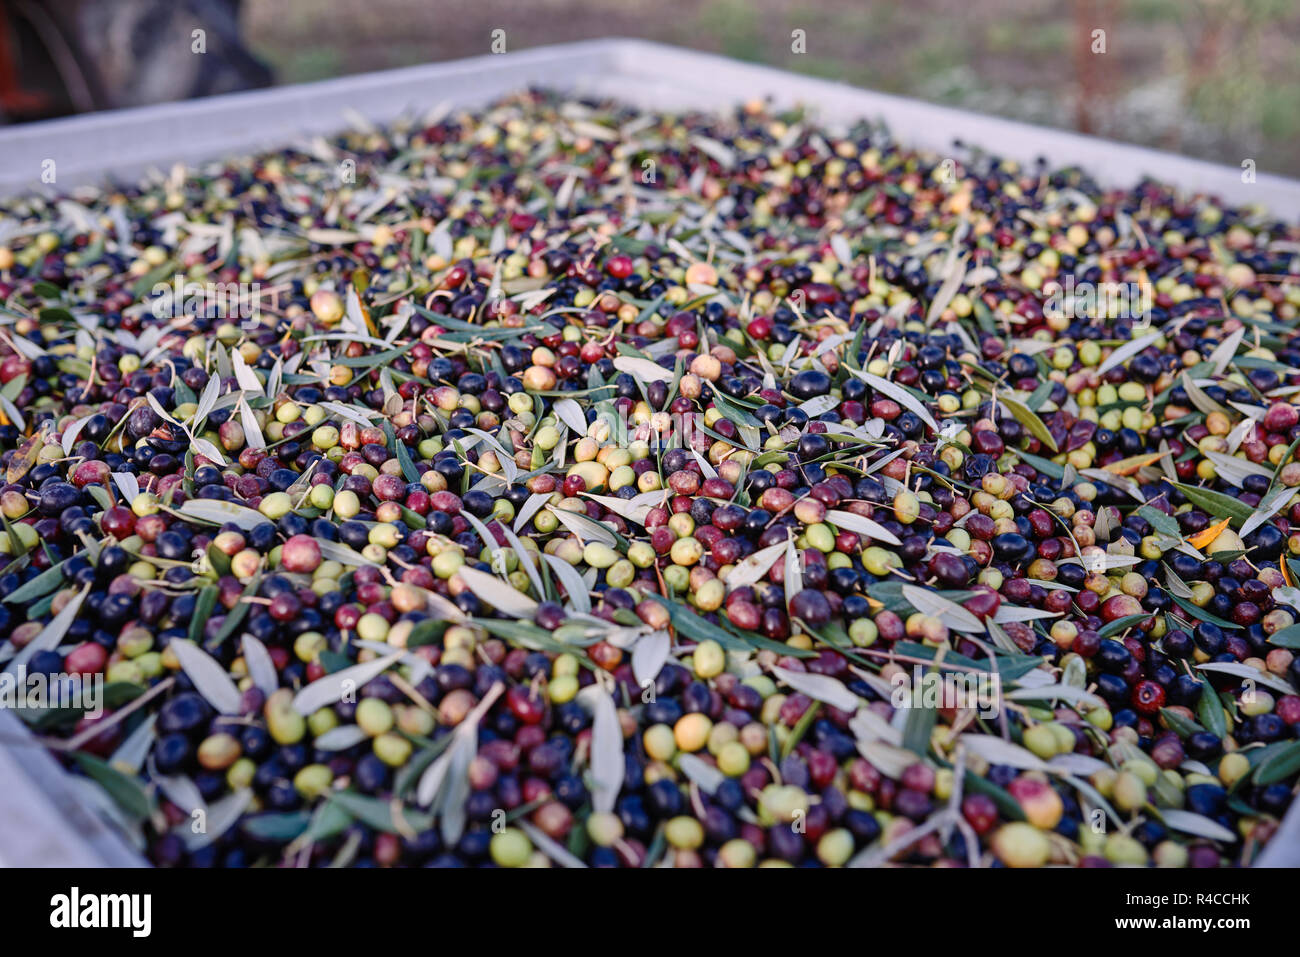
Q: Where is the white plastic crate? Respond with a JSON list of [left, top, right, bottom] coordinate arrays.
[[0, 39, 1295, 866]]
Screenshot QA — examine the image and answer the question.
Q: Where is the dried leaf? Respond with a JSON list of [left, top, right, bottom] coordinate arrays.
[[1187, 517, 1231, 550]]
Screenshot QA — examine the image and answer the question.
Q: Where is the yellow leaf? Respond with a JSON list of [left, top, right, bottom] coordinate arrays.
[[1105, 452, 1167, 476], [1187, 517, 1231, 551]]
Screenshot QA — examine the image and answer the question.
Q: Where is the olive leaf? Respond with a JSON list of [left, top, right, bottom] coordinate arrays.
[[612, 355, 673, 384], [999, 394, 1058, 453], [992, 604, 1061, 623], [901, 584, 984, 633], [178, 498, 268, 531], [1240, 487, 1292, 538], [547, 506, 619, 547], [581, 492, 657, 526], [238, 394, 265, 449], [854, 739, 915, 779], [783, 536, 802, 609], [313, 725, 372, 751], [541, 554, 591, 614], [1161, 809, 1237, 843], [456, 565, 538, 618], [1207, 326, 1245, 377], [292, 651, 403, 715], [771, 665, 860, 712], [1196, 661, 1297, 696], [513, 491, 553, 532], [61, 414, 95, 455], [168, 639, 243, 714], [1047, 753, 1110, 776], [517, 821, 587, 868], [957, 734, 1049, 771], [1096, 331, 1160, 376], [4, 584, 89, 675], [723, 541, 788, 589], [498, 522, 544, 599], [584, 684, 624, 814], [180, 789, 252, 852], [552, 397, 589, 436], [848, 370, 938, 432], [1171, 483, 1254, 525], [824, 509, 901, 545], [240, 634, 280, 697], [630, 630, 670, 688], [317, 539, 371, 567]]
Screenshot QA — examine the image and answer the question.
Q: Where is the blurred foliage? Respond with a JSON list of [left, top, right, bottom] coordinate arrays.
[[244, 0, 1300, 176]]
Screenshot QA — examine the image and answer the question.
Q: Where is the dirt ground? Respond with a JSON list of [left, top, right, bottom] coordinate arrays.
[[234, 0, 1298, 178]]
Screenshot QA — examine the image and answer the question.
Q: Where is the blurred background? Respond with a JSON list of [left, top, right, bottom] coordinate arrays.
[[2, 0, 1298, 175]]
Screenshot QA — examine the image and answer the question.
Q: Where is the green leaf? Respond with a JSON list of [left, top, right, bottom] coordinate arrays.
[[1267, 623, 1300, 649], [189, 585, 219, 643], [1197, 676, 1228, 740], [958, 769, 1025, 821], [1016, 451, 1065, 481], [1168, 591, 1241, 630], [395, 439, 421, 483], [326, 790, 432, 834], [902, 704, 937, 757], [240, 810, 312, 842], [642, 593, 751, 653], [1, 559, 72, 604], [213, 574, 261, 645], [207, 542, 232, 578], [394, 733, 457, 797], [1172, 482, 1254, 526], [71, 752, 150, 820], [1001, 395, 1058, 453], [1252, 741, 1300, 786], [1096, 613, 1151, 640], [1137, 505, 1181, 539], [1158, 707, 1206, 739]]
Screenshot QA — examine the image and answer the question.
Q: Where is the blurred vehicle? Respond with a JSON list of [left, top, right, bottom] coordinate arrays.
[[0, 0, 271, 123]]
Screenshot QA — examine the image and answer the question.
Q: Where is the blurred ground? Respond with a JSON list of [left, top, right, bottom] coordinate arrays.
[[239, 0, 1300, 177]]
